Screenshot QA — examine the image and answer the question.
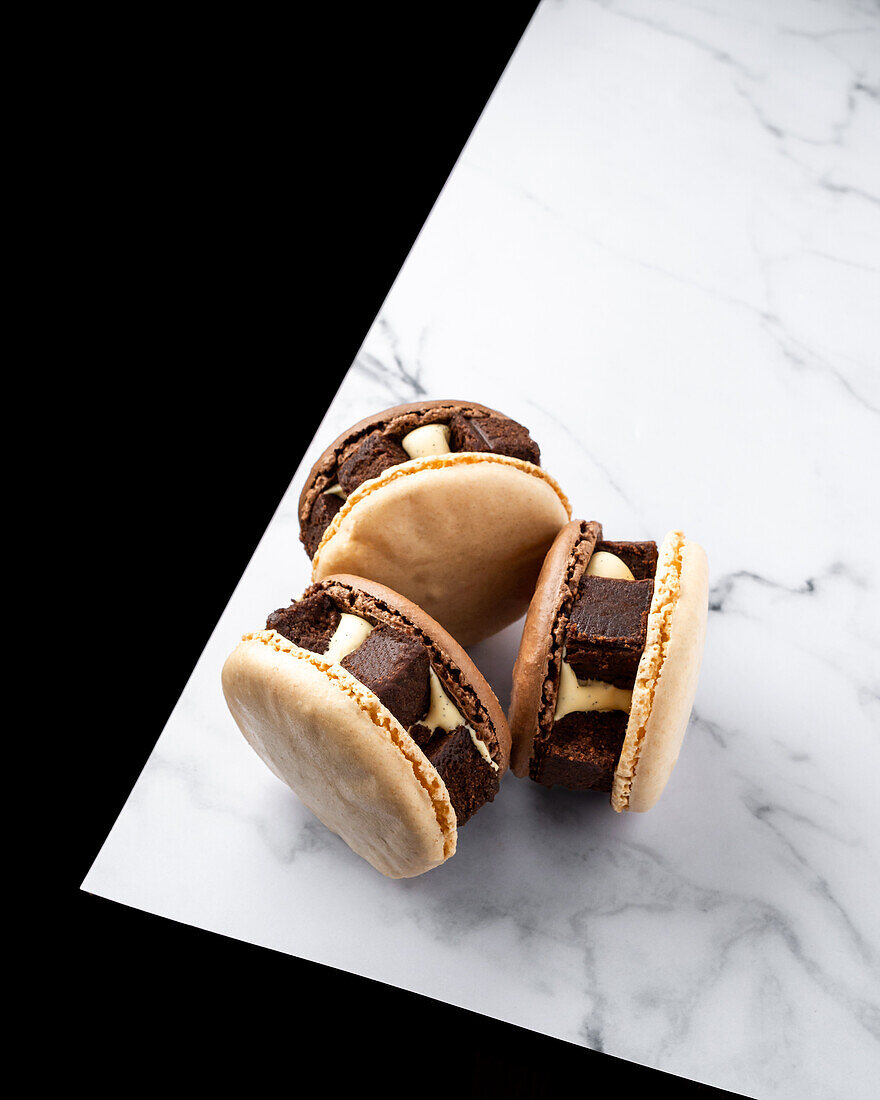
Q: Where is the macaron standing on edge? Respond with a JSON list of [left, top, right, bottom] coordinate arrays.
[[299, 400, 571, 647], [508, 520, 708, 811], [221, 575, 512, 878]]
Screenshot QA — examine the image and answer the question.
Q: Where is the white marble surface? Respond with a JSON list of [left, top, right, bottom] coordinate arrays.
[[83, 2, 880, 1095]]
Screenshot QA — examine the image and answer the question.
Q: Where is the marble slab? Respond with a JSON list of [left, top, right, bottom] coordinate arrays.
[[83, 2, 880, 1096]]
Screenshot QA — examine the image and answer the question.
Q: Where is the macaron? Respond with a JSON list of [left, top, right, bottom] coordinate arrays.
[[508, 520, 708, 811], [299, 399, 571, 647], [221, 575, 512, 877]]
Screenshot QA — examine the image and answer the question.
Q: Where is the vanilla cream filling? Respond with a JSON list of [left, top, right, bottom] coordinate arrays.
[[468, 728, 499, 771], [423, 667, 463, 731], [324, 613, 374, 663], [413, 667, 498, 772], [323, 483, 347, 500], [401, 423, 452, 459], [554, 657, 633, 721], [586, 551, 634, 580]]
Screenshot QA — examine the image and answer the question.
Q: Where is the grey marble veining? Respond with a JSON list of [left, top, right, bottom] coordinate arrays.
[[83, 3, 880, 1096]]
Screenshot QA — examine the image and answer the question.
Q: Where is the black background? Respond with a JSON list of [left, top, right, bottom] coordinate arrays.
[[70, 8, 742, 1096]]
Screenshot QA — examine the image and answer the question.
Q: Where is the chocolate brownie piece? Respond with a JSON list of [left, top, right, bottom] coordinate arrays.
[[569, 576, 654, 644], [267, 591, 341, 654], [337, 430, 410, 496], [302, 492, 343, 557], [564, 646, 642, 688], [408, 723, 434, 748], [424, 725, 500, 825], [448, 413, 540, 465], [594, 540, 658, 580], [565, 576, 654, 687], [341, 625, 430, 730], [533, 711, 628, 791]]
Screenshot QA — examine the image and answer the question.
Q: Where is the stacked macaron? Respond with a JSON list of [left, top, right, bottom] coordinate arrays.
[[222, 400, 708, 876], [223, 575, 510, 878], [299, 400, 571, 646], [508, 521, 708, 812]]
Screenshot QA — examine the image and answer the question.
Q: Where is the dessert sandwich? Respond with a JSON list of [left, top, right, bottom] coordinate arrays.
[[222, 575, 511, 878], [299, 400, 571, 646], [508, 520, 708, 811]]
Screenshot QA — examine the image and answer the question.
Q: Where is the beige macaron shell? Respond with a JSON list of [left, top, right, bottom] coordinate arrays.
[[612, 535, 709, 813], [312, 454, 571, 647], [221, 631, 456, 878]]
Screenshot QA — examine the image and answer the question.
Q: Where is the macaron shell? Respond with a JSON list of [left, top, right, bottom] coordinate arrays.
[[508, 519, 601, 776], [221, 631, 456, 878], [324, 573, 513, 772], [612, 536, 709, 812], [311, 454, 571, 647]]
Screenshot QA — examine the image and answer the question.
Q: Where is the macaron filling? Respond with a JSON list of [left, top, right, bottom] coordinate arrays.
[[266, 583, 501, 823], [532, 539, 659, 791], [300, 404, 542, 557]]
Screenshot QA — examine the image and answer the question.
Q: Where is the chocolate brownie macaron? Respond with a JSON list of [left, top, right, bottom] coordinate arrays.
[[222, 575, 511, 877], [299, 400, 571, 647], [508, 521, 708, 811]]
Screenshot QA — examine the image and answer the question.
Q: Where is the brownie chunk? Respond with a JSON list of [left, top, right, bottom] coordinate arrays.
[[341, 626, 430, 729], [424, 725, 500, 825], [564, 645, 642, 688], [337, 430, 410, 496], [448, 413, 540, 465], [594, 540, 658, 580], [569, 576, 654, 644], [301, 492, 343, 558], [407, 723, 434, 748], [267, 591, 341, 654], [534, 711, 628, 791], [566, 576, 654, 687]]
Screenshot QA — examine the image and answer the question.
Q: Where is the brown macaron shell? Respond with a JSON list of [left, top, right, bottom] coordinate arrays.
[[508, 520, 602, 776]]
